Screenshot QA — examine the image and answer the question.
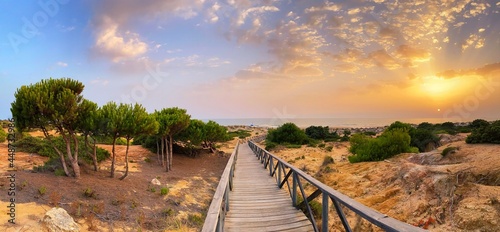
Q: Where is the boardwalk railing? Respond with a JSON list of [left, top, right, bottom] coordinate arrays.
[[248, 140, 426, 232], [202, 141, 239, 232]]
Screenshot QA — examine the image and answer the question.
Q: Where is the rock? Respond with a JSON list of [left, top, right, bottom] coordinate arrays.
[[151, 178, 161, 186], [41, 207, 79, 232]]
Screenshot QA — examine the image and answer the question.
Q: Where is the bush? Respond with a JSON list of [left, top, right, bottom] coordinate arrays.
[[160, 187, 169, 196], [265, 141, 277, 150], [267, 123, 309, 145], [466, 120, 500, 144], [325, 146, 333, 152], [409, 128, 440, 152], [39, 186, 47, 195], [227, 129, 251, 139], [305, 126, 339, 141], [441, 147, 458, 157], [54, 169, 66, 176], [12, 135, 46, 154], [348, 129, 412, 163], [0, 129, 7, 143]]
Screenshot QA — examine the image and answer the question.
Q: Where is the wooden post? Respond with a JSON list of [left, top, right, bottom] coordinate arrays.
[[292, 172, 298, 207], [322, 192, 329, 232]]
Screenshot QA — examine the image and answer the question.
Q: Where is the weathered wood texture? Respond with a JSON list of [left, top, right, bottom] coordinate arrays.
[[224, 143, 313, 232]]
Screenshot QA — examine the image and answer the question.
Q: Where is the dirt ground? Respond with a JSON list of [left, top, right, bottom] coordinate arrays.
[[259, 133, 500, 231], [0, 134, 235, 231]]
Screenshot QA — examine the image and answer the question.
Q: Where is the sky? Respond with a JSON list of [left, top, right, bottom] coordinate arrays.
[[0, 0, 499, 121]]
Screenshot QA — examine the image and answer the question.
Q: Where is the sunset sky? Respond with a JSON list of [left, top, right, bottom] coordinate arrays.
[[1, 0, 499, 121]]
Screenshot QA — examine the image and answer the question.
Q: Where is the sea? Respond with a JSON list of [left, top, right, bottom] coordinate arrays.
[[206, 118, 477, 128]]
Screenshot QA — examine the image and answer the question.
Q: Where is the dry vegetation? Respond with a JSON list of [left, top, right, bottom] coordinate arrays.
[[257, 133, 500, 231], [0, 128, 238, 231]]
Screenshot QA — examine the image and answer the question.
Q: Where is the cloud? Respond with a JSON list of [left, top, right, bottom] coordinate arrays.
[[93, 16, 148, 62], [236, 6, 279, 26], [436, 62, 500, 79], [56, 61, 68, 67], [368, 49, 400, 70], [333, 63, 360, 73], [90, 78, 110, 86], [90, 0, 205, 62], [396, 45, 431, 64]]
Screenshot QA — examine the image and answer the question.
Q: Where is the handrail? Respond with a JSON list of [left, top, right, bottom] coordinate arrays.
[[248, 140, 427, 232], [201, 141, 239, 232]]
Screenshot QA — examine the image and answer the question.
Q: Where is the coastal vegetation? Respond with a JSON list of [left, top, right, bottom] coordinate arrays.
[[466, 119, 500, 144], [10, 78, 232, 179]]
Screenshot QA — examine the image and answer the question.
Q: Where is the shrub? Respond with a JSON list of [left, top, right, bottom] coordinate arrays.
[[12, 135, 46, 154], [39, 186, 47, 195], [187, 214, 204, 227], [0, 129, 7, 143], [466, 120, 500, 144], [265, 141, 277, 150], [285, 144, 302, 149], [267, 123, 309, 145], [348, 129, 412, 163], [54, 169, 66, 176], [322, 156, 334, 166], [441, 147, 458, 157], [409, 128, 440, 152], [83, 188, 96, 198], [318, 143, 326, 148], [325, 146, 333, 152], [160, 187, 169, 196], [227, 129, 251, 139]]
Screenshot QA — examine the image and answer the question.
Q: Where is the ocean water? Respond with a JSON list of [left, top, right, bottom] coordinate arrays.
[[207, 118, 472, 128]]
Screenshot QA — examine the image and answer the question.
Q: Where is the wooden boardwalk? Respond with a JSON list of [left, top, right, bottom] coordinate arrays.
[[224, 143, 313, 232]]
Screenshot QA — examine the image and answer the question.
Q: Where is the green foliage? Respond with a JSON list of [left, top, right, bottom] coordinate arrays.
[[441, 147, 458, 157], [187, 214, 204, 227], [160, 187, 169, 196], [11, 78, 93, 177], [14, 135, 110, 163], [54, 169, 66, 176], [227, 129, 251, 139], [38, 186, 47, 195], [340, 129, 351, 141], [348, 129, 412, 163], [470, 119, 490, 129], [318, 143, 325, 148], [409, 128, 440, 152], [466, 120, 500, 144], [325, 146, 333, 152], [12, 135, 46, 153], [94, 136, 128, 145], [83, 188, 96, 198], [0, 129, 7, 143], [267, 123, 309, 145], [265, 141, 277, 150], [285, 144, 302, 149], [305, 126, 340, 141]]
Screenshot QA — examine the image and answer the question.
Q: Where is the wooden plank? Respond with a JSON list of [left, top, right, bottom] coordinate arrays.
[[224, 143, 313, 232]]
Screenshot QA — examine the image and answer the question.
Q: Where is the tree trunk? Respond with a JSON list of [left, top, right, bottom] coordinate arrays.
[[169, 135, 173, 171], [119, 138, 131, 180], [110, 136, 117, 178], [165, 137, 169, 172], [156, 138, 160, 165], [85, 135, 98, 171], [92, 138, 98, 171], [62, 132, 80, 178], [42, 128, 70, 177], [161, 136, 165, 167]]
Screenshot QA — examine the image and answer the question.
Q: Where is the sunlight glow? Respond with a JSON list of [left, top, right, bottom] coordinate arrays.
[[421, 76, 455, 95]]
